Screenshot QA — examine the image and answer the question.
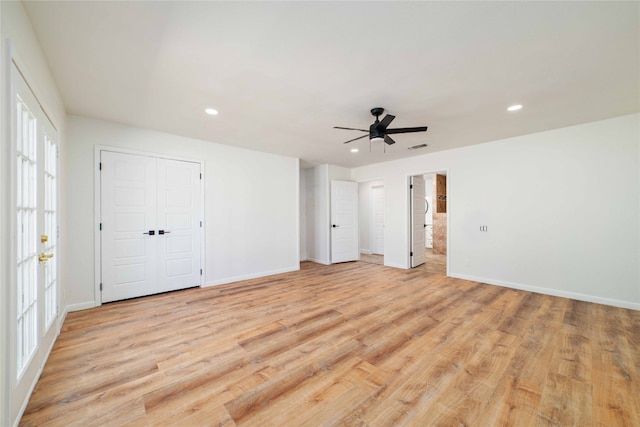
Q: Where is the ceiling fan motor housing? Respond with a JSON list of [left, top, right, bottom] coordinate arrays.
[[369, 122, 385, 141]]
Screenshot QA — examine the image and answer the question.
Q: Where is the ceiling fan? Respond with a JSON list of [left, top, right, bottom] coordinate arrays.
[[334, 107, 428, 146]]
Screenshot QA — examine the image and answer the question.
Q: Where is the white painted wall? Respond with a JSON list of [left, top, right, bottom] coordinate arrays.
[[352, 114, 640, 309], [329, 164, 350, 181], [1, 2, 67, 425], [65, 115, 300, 307], [304, 165, 330, 264], [358, 180, 384, 254]]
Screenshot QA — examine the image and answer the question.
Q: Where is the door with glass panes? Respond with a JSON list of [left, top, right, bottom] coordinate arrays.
[[11, 63, 59, 423]]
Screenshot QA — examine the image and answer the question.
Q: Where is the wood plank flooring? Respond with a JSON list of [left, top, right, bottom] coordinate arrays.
[[20, 261, 640, 426]]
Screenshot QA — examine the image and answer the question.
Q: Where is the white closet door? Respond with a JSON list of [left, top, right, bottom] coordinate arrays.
[[101, 152, 202, 303], [410, 176, 426, 268], [331, 180, 359, 263], [156, 159, 201, 293], [101, 151, 158, 303]]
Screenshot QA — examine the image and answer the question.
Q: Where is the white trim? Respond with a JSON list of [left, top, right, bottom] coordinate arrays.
[[64, 301, 96, 314], [360, 249, 372, 255], [295, 158, 301, 265], [306, 258, 331, 266], [203, 266, 300, 287], [449, 272, 640, 311], [93, 145, 205, 306], [1, 37, 12, 427], [384, 262, 406, 269]]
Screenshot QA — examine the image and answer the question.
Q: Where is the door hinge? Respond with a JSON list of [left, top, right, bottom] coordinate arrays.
[[200, 269, 203, 275], [100, 283, 103, 291], [410, 184, 413, 189], [99, 162, 102, 170], [200, 221, 202, 227], [200, 173, 202, 179], [410, 251, 413, 256], [99, 223, 102, 231]]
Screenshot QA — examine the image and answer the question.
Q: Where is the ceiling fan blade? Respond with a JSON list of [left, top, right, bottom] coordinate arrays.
[[377, 114, 395, 130], [343, 134, 369, 144], [385, 126, 428, 134], [384, 135, 396, 145], [334, 126, 368, 132]]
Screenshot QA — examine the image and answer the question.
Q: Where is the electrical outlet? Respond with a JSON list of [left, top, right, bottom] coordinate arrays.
[[480, 226, 488, 232]]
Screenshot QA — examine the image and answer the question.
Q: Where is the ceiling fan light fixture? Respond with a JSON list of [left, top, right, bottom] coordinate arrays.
[[370, 137, 384, 144]]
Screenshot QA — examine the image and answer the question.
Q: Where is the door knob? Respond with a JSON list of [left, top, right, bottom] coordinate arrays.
[[38, 253, 54, 263], [158, 230, 171, 235], [332, 224, 339, 228], [143, 230, 155, 235]]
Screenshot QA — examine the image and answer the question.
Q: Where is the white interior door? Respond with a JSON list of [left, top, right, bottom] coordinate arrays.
[[101, 152, 202, 303], [371, 185, 384, 255], [410, 176, 426, 268], [101, 151, 158, 303], [11, 63, 59, 425], [330, 180, 358, 263], [156, 159, 202, 293]]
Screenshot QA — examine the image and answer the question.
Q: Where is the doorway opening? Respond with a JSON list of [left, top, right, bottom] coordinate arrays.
[[358, 180, 384, 265], [410, 172, 447, 275]]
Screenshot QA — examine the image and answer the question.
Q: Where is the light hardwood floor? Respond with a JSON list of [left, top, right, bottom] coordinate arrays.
[[21, 261, 640, 426]]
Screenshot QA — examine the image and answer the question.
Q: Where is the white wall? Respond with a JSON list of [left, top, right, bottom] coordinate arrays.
[[352, 114, 640, 309], [304, 165, 330, 264], [329, 164, 350, 181], [65, 115, 300, 307], [358, 180, 384, 254], [1, 2, 67, 425]]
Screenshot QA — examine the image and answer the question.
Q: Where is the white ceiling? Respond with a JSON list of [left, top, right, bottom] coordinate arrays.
[[24, 1, 639, 168]]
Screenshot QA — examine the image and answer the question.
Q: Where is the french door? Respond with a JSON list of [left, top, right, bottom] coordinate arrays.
[[100, 150, 202, 303], [10, 64, 59, 423]]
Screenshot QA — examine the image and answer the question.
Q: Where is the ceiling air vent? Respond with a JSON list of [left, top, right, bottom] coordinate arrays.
[[408, 143, 428, 150]]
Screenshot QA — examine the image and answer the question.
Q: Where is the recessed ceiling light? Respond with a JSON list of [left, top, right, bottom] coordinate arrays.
[[205, 108, 219, 115], [350, 148, 359, 153], [507, 104, 523, 112]]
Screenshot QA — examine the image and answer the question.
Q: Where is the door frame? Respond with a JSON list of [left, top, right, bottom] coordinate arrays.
[[406, 169, 450, 273], [93, 145, 205, 307]]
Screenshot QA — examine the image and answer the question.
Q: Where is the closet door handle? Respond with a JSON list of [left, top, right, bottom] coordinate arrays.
[[143, 230, 155, 235], [158, 230, 171, 235]]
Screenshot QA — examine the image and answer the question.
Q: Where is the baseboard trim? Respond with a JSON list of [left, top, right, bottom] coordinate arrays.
[[449, 272, 640, 311], [360, 249, 372, 255], [65, 301, 96, 313], [203, 266, 300, 287], [384, 262, 407, 269], [306, 258, 331, 265]]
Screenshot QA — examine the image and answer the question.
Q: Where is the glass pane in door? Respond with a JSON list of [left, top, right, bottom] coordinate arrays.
[[16, 96, 38, 376]]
